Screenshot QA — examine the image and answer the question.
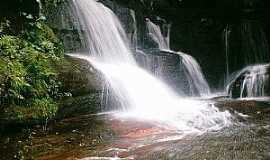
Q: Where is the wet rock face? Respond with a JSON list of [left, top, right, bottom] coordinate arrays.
[[46, 0, 270, 90], [44, 2, 85, 52], [107, 0, 270, 88], [6, 97, 270, 160], [134, 49, 199, 96], [59, 56, 103, 97], [57, 56, 103, 117]]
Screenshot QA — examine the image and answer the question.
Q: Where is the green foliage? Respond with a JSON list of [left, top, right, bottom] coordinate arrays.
[[4, 98, 58, 121], [21, 21, 64, 58], [0, 21, 64, 122], [41, 0, 67, 15], [42, 0, 66, 8]]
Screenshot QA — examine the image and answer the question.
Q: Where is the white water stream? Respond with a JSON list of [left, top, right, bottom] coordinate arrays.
[[71, 0, 231, 132]]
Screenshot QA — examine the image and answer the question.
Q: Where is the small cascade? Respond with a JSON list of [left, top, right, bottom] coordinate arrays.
[[144, 18, 210, 96], [129, 9, 137, 49], [70, 0, 231, 132], [226, 64, 270, 98], [177, 52, 211, 96], [220, 21, 270, 81], [134, 50, 210, 96], [134, 50, 186, 96], [146, 18, 171, 50]]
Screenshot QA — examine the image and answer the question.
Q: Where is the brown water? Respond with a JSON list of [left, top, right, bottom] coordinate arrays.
[[1, 99, 270, 160]]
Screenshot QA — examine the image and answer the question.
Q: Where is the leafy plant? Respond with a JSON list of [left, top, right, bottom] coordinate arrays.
[[41, 0, 67, 9], [0, 21, 64, 122]]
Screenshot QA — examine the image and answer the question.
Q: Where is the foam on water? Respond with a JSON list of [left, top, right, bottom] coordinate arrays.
[[177, 52, 211, 96], [70, 54, 231, 133], [71, 0, 232, 133]]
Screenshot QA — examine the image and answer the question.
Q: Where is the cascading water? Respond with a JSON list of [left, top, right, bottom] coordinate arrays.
[[226, 64, 270, 98], [226, 21, 270, 74], [146, 18, 170, 50], [71, 0, 231, 132], [177, 52, 211, 96], [223, 24, 231, 82], [221, 21, 270, 93], [145, 18, 210, 96], [72, 0, 134, 64]]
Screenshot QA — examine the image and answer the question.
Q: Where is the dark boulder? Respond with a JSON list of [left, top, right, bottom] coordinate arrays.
[[58, 55, 102, 96], [56, 56, 103, 118], [134, 49, 201, 96]]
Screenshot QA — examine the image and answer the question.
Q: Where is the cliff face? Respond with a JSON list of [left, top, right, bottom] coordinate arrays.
[[3, 0, 270, 90], [43, 0, 270, 90], [104, 0, 270, 88]]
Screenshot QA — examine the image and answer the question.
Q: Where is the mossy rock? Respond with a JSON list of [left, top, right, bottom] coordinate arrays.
[[57, 55, 103, 97], [55, 55, 103, 119]]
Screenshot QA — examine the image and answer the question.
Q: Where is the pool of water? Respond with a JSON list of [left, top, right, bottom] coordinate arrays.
[[1, 99, 270, 160]]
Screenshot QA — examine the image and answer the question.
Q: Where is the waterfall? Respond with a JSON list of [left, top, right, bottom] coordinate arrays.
[[130, 9, 137, 49], [72, 0, 134, 64], [226, 64, 270, 98], [227, 20, 270, 73], [70, 0, 231, 132], [177, 52, 210, 96], [145, 18, 210, 96], [146, 18, 170, 50]]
